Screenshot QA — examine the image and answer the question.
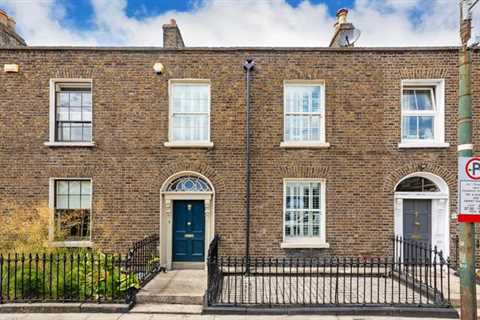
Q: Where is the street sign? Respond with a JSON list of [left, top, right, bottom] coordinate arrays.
[[459, 156, 480, 222]]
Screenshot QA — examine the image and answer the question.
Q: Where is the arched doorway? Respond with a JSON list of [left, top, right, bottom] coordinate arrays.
[[394, 172, 449, 257], [160, 171, 215, 270]]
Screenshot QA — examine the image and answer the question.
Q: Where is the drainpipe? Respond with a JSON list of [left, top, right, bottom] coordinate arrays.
[[244, 59, 255, 272]]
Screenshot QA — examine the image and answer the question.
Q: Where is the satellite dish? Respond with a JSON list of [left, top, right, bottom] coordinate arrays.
[[338, 28, 361, 47]]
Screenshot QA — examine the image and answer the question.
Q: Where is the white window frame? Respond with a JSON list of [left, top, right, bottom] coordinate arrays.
[[280, 80, 330, 148], [45, 79, 95, 147], [164, 79, 213, 148], [399, 79, 449, 148], [48, 178, 93, 247], [281, 178, 329, 249]]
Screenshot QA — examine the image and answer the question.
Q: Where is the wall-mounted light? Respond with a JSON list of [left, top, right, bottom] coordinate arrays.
[[4, 64, 19, 73], [153, 62, 164, 74]]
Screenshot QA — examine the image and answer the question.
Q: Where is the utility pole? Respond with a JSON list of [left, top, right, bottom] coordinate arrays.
[[459, 1, 478, 319]]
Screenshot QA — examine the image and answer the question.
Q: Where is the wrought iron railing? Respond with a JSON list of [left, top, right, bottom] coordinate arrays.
[[206, 237, 452, 310], [125, 233, 161, 286], [0, 253, 135, 303], [0, 233, 161, 304], [206, 235, 222, 305]]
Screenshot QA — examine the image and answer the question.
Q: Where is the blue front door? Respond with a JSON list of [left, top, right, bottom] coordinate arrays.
[[172, 200, 205, 262]]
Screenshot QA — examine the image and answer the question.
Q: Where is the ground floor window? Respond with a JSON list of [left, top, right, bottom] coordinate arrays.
[[284, 179, 325, 241], [53, 179, 92, 241]]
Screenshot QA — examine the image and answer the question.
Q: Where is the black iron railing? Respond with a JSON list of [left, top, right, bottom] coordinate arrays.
[[206, 237, 452, 310], [207, 235, 222, 305], [0, 253, 135, 303], [0, 233, 161, 304], [126, 234, 161, 286]]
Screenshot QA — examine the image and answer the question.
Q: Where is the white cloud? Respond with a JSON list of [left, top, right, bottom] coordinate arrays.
[[0, 0, 469, 47]]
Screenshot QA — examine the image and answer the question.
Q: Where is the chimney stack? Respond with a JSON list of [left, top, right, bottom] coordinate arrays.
[[329, 8, 359, 48], [162, 19, 185, 49], [0, 9, 26, 47]]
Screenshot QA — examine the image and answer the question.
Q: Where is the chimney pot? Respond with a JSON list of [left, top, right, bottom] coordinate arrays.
[[335, 8, 349, 27]]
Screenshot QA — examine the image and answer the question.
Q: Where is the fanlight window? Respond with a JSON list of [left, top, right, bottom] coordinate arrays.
[[166, 176, 212, 192], [396, 177, 439, 192]]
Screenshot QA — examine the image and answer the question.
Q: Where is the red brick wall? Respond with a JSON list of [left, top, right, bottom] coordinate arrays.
[[0, 47, 473, 257]]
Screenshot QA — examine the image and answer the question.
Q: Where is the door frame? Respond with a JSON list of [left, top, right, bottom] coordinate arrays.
[[160, 171, 215, 270], [394, 172, 449, 258]]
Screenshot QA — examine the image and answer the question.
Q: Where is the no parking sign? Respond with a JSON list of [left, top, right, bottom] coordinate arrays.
[[458, 157, 480, 222]]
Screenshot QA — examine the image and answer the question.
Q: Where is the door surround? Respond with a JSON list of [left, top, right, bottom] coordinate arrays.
[[160, 171, 215, 270], [394, 172, 449, 258]]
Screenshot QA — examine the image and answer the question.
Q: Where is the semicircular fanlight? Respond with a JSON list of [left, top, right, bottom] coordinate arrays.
[[166, 176, 212, 192], [396, 176, 439, 192]]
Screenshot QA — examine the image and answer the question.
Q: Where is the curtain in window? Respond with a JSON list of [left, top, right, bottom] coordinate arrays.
[[171, 84, 209, 141]]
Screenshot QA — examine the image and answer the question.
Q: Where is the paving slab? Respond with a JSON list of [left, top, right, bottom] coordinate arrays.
[[131, 304, 202, 314], [137, 270, 206, 305]]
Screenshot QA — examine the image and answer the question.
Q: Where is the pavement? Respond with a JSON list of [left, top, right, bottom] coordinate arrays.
[[0, 314, 456, 320]]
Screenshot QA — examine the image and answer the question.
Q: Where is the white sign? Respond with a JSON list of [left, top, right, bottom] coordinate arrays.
[[459, 157, 480, 222]]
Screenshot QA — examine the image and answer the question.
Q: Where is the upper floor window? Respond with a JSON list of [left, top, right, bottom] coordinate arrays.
[[50, 179, 92, 244], [281, 81, 328, 148], [399, 80, 448, 148], [46, 79, 94, 147], [166, 80, 212, 148], [281, 179, 328, 248]]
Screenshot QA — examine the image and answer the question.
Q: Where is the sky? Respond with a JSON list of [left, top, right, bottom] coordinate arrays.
[[0, 0, 470, 47]]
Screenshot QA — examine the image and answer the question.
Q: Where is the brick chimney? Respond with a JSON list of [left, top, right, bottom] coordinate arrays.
[[162, 19, 185, 49], [0, 9, 26, 47], [329, 8, 358, 48]]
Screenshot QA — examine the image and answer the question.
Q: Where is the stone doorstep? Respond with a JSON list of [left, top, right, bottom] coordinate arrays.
[[135, 292, 204, 305], [0, 302, 132, 313], [130, 303, 202, 314]]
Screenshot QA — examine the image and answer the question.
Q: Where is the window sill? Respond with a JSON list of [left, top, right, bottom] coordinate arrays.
[[280, 142, 330, 149], [164, 141, 214, 148], [44, 141, 96, 147], [398, 142, 450, 149], [281, 242, 330, 249], [47, 241, 93, 248]]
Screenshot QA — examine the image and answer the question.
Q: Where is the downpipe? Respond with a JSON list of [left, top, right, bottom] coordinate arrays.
[[244, 59, 255, 274]]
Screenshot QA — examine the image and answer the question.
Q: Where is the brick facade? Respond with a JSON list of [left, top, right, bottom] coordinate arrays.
[[0, 46, 476, 259]]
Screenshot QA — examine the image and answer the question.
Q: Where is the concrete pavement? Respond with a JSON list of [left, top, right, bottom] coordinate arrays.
[[0, 314, 453, 320]]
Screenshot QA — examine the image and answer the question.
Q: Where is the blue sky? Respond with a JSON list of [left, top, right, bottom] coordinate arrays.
[[59, 0, 356, 31], [0, 0, 462, 47]]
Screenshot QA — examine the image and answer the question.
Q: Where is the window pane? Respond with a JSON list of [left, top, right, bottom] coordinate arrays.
[[70, 124, 83, 141], [69, 181, 81, 195], [402, 90, 416, 110], [56, 181, 69, 195], [70, 107, 82, 121], [82, 92, 92, 107], [69, 195, 81, 209], [311, 87, 321, 112], [56, 195, 68, 209], [81, 181, 91, 195], [57, 124, 70, 141], [82, 107, 92, 122], [415, 90, 433, 110], [57, 107, 69, 121], [58, 92, 70, 107], [310, 116, 320, 141], [402, 116, 418, 140], [80, 195, 91, 209], [70, 92, 82, 107], [419, 116, 434, 139], [83, 124, 92, 141]]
